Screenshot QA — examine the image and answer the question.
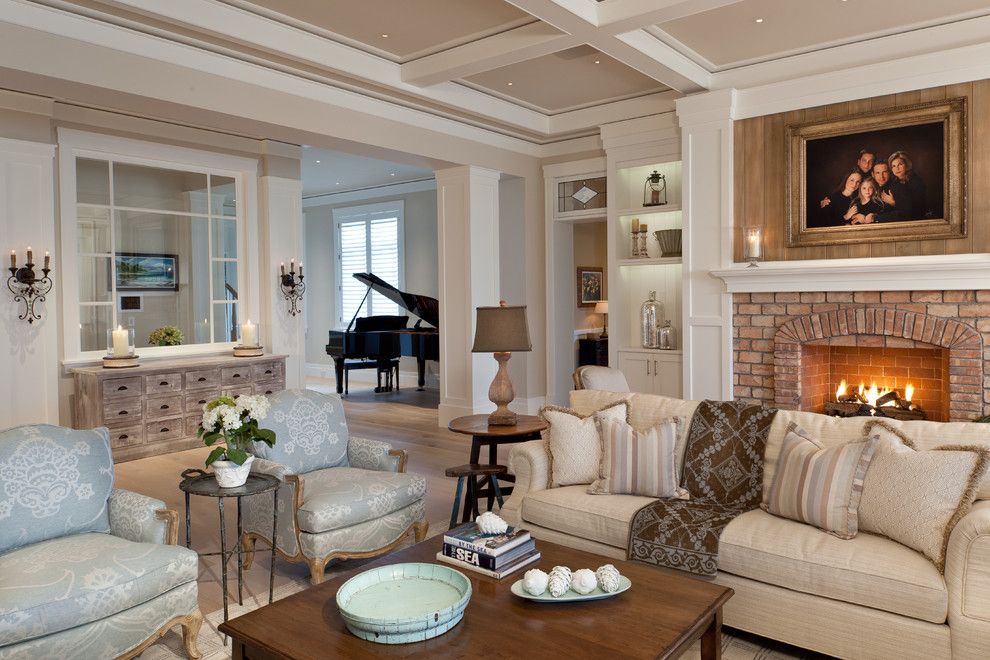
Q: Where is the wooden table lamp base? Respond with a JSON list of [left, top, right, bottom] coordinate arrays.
[[487, 351, 517, 426]]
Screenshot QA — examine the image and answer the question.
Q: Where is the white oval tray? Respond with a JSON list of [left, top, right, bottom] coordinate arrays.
[[510, 575, 632, 602], [336, 562, 472, 644]]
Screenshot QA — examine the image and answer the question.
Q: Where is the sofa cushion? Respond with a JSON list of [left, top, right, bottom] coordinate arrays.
[[540, 401, 628, 487], [296, 467, 427, 534], [719, 509, 948, 624], [0, 425, 114, 555], [252, 389, 349, 474], [521, 485, 656, 548], [590, 416, 686, 498], [0, 532, 198, 645]]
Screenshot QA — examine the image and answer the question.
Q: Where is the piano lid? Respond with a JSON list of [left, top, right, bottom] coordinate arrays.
[[353, 273, 439, 328]]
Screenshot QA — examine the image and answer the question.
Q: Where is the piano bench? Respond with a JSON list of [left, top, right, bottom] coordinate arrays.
[[342, 358, 400, 395]]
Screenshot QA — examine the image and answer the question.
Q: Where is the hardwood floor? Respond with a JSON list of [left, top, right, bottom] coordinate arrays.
[[114, 380, 503, 614]]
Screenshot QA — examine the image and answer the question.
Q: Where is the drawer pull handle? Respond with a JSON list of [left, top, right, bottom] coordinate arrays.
[[160, 427, 169, 433], [117, 385, 128, 391], [232, 373, 241, 378], [197, 377, 207, 382], [160, 404, 170, 410], [118, 411, 128, 416], [265, 390, 273, 395], [119, 434, 128, 440], [198, 399, 207, 405], [264, 369, 273, 375], [159, 380, 169, 386]]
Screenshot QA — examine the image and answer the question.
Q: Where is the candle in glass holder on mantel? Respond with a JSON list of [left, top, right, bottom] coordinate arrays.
[[241, 319, 257, 347], [112, 325, 129, 357]]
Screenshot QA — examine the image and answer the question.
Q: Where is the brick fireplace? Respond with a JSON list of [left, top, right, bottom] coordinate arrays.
[[733, 291, 987, 422]]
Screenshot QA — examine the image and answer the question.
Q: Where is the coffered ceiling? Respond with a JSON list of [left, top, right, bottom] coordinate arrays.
[[11, 0, 990, 146]]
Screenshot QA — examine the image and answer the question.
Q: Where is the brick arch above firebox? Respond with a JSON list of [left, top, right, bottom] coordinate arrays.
[[771, 307, 982, 422]]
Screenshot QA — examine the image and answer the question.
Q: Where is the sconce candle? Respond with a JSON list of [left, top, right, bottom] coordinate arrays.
[[44, 252, 50, 270], [8, 245, 54, 324], [280, 262, 286, 276], [9, 250, 14, 269], [279, 261, 306, 317], [26, 246, 32, 264]]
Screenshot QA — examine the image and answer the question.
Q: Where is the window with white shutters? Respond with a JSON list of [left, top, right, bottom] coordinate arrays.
[[332, 201, 404, 328]]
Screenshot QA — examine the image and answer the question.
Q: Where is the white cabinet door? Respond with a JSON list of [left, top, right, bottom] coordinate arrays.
[[653, 357, 682, 398], [618, 352, 654, 393]]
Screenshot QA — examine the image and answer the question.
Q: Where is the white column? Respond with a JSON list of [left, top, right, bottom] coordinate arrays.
[[435, 165, 501, 426], [676, 89, 736, 400], [258, 175, 305, 389], [0, 137, 58, 424]]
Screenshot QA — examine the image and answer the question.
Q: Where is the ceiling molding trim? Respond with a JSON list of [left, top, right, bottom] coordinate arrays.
[[548, 90, 678, 133], [302, 177, 437, 208], [537, 133, 603, 158]]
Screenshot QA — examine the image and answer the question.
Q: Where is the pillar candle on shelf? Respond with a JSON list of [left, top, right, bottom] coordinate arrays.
[[632, 218, 640, 233], [241, 319, 257, 347], [112, 325, 129, 357]]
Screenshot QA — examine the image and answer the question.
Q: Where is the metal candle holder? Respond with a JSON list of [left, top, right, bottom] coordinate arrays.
[[7, 249, 52, 324], [279, 261, 305, 316]]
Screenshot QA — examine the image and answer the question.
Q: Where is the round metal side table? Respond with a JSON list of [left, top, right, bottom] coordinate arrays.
[[179, 469, 279, 639]]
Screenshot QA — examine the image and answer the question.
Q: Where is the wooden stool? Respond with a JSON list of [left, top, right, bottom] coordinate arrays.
[[445, 463, 507, 530]]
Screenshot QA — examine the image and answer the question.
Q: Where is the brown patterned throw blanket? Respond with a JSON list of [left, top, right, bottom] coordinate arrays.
[[628, 400, 777, 577]]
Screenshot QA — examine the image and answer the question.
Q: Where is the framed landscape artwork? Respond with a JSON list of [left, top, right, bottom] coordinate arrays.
[[786, 97, 967, 247], [576, 266, 603, 308], [115, 253, 179, 291]]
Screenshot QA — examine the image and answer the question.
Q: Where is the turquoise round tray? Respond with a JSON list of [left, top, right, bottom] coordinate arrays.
[[336, 562, 472, 644], [510, 575, 632, 602]]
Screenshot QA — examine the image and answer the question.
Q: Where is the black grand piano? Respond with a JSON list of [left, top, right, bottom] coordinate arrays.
[[325, 273, 439, 394]]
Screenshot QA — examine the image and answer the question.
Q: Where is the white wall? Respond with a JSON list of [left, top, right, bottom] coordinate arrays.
[[303, 187, 439, 379]]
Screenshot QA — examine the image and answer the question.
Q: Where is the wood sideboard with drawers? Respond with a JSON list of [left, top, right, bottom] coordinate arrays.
[[72, 354, 287, 462]]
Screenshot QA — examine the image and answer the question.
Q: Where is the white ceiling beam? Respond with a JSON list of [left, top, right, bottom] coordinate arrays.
[[596, 0, 745, 32], [613, 31, 710, 93], [401, 22, 579, 86]]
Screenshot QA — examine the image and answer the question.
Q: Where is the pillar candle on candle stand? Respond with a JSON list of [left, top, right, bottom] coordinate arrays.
[[241, 319, 257, 347], [112, 325, 130, 357], [745, 227, 763, 267]]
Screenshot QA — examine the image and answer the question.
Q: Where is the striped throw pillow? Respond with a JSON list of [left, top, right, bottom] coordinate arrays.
[[589, 416, 687, 498], [762, 424, 878, 539]]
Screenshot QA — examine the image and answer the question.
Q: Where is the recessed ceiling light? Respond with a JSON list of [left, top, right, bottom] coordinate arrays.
[[381, 33, 389, 38], [335, 181, 340, 185], [755, 17, 764, 23], [390, 172, 396, 176], [594, 59, 600, 64], [507, 82, 514, 86], [315, 160, 321, 164]]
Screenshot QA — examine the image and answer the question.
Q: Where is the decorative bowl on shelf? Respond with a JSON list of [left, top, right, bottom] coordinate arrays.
[[653, 229, 682, 257], [336, 562, 472, 644]]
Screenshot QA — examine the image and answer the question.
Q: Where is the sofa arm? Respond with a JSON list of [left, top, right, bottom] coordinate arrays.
[[503, 440, 550, 515], [108, 489, 176, 545], [250, 456, 293, 481], [946, 500, 990, 658], [348, 436, 406, 473]]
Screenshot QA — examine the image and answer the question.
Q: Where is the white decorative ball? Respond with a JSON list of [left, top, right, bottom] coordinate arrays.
[[548, 570, 571, 598], [522, 569, 548, 596], [570, 568, 597, 595], [475, 511, 508, 535], [595, 564, 622, 593]]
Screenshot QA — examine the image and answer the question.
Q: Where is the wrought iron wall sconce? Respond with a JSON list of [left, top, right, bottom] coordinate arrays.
[[8, 246, 52, 324], [279, 260, 305, 316]]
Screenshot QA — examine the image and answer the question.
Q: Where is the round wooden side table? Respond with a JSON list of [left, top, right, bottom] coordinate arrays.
[[447, 414, 548, 511]]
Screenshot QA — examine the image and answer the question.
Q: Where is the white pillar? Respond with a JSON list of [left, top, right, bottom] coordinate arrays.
[[258, 175, 305, 389], [0, 137, 58, 424], [435, 165, 501, 426], [676, 89, 736, 400]]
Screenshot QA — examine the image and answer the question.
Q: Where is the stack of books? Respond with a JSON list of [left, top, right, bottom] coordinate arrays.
[[436, 522, 540, 579]]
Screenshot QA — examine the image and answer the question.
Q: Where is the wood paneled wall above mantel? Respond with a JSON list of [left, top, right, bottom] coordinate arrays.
[[733, 80, 990, 262]]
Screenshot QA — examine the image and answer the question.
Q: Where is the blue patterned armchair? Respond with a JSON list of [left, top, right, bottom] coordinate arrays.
[[241, 389, 428, 584], [0, 424, 201, 660]]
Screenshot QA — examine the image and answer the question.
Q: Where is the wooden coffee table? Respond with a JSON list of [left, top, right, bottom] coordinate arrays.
[[219, 536, 732, 659]]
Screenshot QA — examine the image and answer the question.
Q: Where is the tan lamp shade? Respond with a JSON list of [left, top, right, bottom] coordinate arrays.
[[471, 301, 532, 353], [594, 300, 608, 315]]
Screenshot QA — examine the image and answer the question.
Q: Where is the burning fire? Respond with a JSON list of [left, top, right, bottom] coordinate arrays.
[[835, 379, 914, 406]]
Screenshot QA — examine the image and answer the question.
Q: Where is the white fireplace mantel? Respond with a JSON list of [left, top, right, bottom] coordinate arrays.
[[711, 254, 990, 293]]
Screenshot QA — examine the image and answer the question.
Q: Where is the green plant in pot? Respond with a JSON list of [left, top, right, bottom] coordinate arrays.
[[149, 325, 184, 346], [198, 394, 276, 487]]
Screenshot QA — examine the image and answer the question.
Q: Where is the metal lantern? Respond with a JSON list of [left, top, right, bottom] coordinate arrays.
[[643, 170, 667, 207]]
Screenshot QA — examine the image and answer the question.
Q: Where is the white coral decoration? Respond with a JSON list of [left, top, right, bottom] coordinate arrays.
[[475, 511, 508, 535], [522, 569, 548, 596], [547, 569, 571, 598], [570, 568, 597, 595], [595, 564, 622, 593]]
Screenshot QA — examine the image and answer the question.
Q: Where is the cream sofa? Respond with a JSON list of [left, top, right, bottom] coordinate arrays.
[[501, 390, 990, 660]]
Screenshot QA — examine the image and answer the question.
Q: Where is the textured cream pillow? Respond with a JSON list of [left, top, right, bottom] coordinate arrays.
[[860, 420, 990, 571], [540, 401, 628, 487], [762, 424, 878, 539], [589, 416, 688, 498]]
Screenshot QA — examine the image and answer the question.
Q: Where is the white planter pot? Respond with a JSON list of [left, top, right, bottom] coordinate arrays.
[[213, 454, 254, 488]]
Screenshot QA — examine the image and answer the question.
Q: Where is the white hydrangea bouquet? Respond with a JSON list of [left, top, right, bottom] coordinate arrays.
[[198, 394, 276, 470]]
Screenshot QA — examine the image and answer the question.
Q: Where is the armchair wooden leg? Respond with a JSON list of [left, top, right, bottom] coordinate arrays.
[[413, 519, 429, 542], [308, 557, 329, 585], [242, 532, 257, 571], [181, 609, 204, 660]]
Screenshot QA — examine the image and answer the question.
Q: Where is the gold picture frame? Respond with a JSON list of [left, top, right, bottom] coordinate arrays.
[[786, 97, 967, 247]]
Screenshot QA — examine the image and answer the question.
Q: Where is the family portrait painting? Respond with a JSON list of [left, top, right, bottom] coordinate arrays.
[[787, 98, 966, 247]]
